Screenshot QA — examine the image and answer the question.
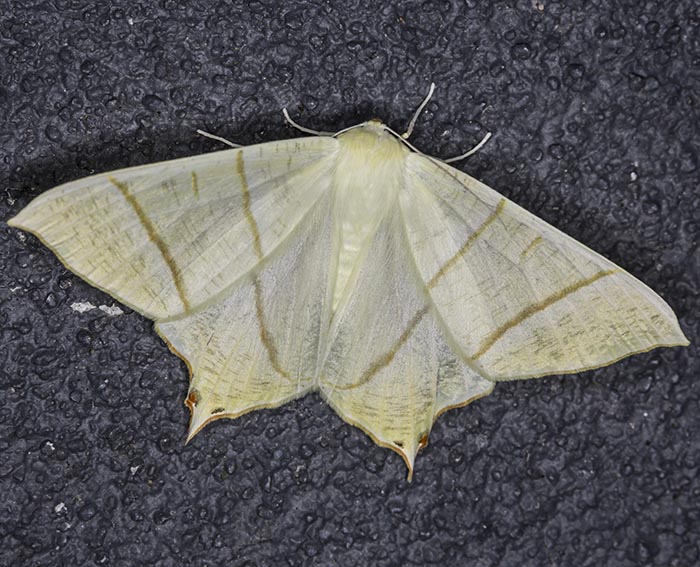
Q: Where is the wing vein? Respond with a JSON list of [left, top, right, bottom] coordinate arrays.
[[473, 269, 617, 359], [427, 199, 506, 289], [397, 189, 493, 379], [236, 152, 291, 380], [108, 176, 191, 312], [334, 306, 430, 391], [237, 152, 265, 260]]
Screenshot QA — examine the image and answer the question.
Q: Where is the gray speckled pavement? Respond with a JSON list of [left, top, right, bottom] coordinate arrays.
[[1, 2, 698, 566]]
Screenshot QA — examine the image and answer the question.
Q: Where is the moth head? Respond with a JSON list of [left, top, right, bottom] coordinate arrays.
[[359, 118, 390, 135], [336, 121, 409, 164]]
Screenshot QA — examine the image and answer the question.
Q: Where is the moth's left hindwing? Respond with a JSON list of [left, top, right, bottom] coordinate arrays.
[[156, 189, 336, 439]]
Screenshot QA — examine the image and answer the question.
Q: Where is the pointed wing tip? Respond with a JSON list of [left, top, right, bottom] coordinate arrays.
[[665, 317, 690, 348], [7, 198, 41, 229], [184, 427, 198, 445], [184, 400, 214, 444], [184, 396, 206, 444], [676, 329, 691, 347], [185, 411, 211, 444], [185, 415, 200, 445], [649, 326, 690, 351], [6, 213, 24, 229], [7, 210, 43, 236], [394, 447, 416, 482], [391, 443, 419, 482]]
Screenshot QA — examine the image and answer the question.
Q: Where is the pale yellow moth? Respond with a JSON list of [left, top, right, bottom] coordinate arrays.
[[7, 85, 688, 479]]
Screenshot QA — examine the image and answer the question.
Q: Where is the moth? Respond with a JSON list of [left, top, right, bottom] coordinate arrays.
[[8, 85, 688, 479]]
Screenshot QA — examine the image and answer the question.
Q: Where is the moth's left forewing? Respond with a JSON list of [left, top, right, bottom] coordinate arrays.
[[399, 153, 689, 381], [8, 137, 339, 320]]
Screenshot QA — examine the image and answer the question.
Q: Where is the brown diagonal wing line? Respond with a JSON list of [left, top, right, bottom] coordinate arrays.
[[427, 199, 506, 289], [520, 235, 543, 260], [253, 276, 291, 380], [338, 200, 507, 391], [339, 198, 617, 390], [237, 152, 264, 260], [108, 176, 191, 312], [334, 306, 430, 391], [190, 171, 200, 198], [235, 152, 291, 380], [419, 194, 617, 361], [472, 269, 617, 359]]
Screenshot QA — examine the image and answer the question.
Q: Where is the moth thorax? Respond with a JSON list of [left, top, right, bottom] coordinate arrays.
[[330, 126, 408, 310]]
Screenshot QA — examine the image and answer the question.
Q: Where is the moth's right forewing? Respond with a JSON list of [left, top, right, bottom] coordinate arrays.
[[399, 154, 689, 381]]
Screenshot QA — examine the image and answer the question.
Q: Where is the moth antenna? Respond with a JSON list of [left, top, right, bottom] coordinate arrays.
[[282, 108, 334, 136], [443, 131, 492, 163], [402, 82, 436, 140], [196, 129, 242, 148]]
